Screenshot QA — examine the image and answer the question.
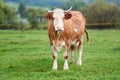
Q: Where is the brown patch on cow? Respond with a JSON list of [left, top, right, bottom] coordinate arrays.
[[64, 56, 68, 59], [64, 12, 72, 19], [53, 54, 56, 59], [45, 13, 53, 20]]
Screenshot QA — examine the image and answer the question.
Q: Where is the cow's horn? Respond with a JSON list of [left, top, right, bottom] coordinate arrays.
[[65, 7, 72, 12], [46, 8, 53, 12]]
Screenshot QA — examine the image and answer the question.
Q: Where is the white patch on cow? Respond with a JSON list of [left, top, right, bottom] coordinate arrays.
[[61, 41, 65, 46], [74, 28, 77, 32], [76, 42, 79, 46], [64, 59, 68, 70], [53, 9, 65, 31], [71, 39, 77, 46]]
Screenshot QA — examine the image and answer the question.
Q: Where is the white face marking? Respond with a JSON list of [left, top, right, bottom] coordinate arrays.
[[53, 9, 65, 31]]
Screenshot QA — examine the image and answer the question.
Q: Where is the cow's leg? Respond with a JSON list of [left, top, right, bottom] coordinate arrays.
[[51, 46, 58, 70], [77, 39, 83, 66], [70, 50, 75, 64], [63, 47, 69, 70]]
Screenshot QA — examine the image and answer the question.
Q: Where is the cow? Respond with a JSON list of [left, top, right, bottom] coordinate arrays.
[[45, 7, 89, 70]]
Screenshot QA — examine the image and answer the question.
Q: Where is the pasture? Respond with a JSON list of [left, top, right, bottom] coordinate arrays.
[[0, 29, 120, 80]]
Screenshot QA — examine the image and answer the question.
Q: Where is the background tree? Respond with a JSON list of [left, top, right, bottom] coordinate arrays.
[[18, 0, 26, 18], [81, 0, 120, 24], [25, 8, 45, 29], [0, 0, 16, 24], [0, 0, 6, 24]]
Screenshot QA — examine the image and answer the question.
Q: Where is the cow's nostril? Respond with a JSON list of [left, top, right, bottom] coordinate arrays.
[[57, 27, 60, 30]]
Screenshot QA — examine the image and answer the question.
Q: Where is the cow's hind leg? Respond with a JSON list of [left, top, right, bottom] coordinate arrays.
[[70, 45, 76, 64], [51, 46, 58, 70], [70, 50, 74, 64], [77, 39, 83, 66]]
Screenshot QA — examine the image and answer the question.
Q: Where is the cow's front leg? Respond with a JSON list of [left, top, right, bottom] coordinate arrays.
[[51, 46, 58, 70], [63, 47, 69, 70]]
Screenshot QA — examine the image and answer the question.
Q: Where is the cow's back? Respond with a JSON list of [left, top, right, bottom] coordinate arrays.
[[64, 11, 86, 40], [69, 11, 86, 31]]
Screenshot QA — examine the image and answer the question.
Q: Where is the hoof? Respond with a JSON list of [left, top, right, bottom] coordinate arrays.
[[64, 66, 68, 70], [77, 60, 82, 66], [52, 67, 57, 70]]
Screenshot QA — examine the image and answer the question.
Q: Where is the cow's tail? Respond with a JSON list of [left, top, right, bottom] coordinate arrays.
[[84, 29, 90, 44]]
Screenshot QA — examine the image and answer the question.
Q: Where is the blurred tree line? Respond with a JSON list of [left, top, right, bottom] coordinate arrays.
[[81, 1, 120, 24], [0, 0, 46, 30], [0, 0, 16, 24], [60, 0, 120, 27], [0, 0, 120, 30], [18, 0, 46, 29]]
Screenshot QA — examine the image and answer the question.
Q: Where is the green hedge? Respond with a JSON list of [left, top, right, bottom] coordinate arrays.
[[86, 23, 120, 29]]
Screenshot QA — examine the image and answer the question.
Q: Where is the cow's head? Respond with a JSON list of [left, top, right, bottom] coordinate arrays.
[[45, 7, 72, 32]]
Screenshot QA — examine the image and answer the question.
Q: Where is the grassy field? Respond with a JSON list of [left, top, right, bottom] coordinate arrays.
[[0, 29, 120, 80]]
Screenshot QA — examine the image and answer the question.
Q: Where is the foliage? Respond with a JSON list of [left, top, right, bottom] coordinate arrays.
[[0, 30, 120, 80], [0, 9, 6, 23], [0, 0, 16, 24], [25, 7, 46, 29], [81, 1, 120, 24], [18, 0, 26, 18]]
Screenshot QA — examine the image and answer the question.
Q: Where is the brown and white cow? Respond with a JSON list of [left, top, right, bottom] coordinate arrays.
[[45, 7, 89, 70]]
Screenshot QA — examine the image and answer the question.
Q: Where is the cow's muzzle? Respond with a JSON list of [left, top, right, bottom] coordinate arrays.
[[55, 26, 64, 31], [55, 28, 64, 35]]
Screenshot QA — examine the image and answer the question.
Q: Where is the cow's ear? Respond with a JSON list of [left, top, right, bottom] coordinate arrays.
[[45, 13, 53, 20], [65, 13, 72, 19]]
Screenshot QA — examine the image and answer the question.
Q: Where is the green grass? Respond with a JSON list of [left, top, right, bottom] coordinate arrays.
[[0, 29, 120, 80]]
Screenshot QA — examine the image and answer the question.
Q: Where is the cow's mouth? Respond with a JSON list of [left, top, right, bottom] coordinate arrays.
[[56, 30, 61, 34], [56, 30, 62, 35]]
